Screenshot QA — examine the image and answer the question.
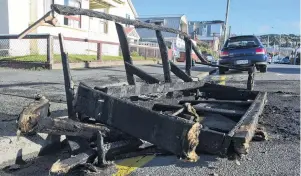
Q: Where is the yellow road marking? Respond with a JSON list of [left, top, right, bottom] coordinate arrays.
[[219, 76, 226, 85], [113, 155, 156, 176]]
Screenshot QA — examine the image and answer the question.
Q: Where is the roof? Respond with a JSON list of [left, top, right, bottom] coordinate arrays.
[[124, 27, 140, 39], [136, 16, 184, 39], [124, 27, 134, 34], [189, 20, 224, 25]]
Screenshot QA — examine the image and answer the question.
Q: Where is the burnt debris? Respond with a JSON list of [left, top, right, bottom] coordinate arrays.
[[15, 4, 267, 175]]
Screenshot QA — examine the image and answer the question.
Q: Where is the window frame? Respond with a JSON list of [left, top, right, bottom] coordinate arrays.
[[63, 0, 82, 29]]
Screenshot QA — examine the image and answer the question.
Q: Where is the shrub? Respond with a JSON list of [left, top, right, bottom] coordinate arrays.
[[131, 51, 140, 57]]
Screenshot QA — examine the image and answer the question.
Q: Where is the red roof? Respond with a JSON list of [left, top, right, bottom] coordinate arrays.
[[124, 27, 134, 35]]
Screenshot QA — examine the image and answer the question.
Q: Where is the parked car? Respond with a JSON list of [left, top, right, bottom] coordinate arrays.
[[219, 35, 268, 74], [278, 57, 290, 64], [267, 55, 272, 64], [205, 54, 215, 63], [273, 57, 281, 64]]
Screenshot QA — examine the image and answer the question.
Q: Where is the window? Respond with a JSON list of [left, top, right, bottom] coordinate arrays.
[[64, 0, 81, 28], [125, 14, 130, 27], [89, 9, 109, 33], [225, 36, 260, 49]]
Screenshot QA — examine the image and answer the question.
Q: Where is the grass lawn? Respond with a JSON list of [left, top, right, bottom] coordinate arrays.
[[0, 54, 157, 63]]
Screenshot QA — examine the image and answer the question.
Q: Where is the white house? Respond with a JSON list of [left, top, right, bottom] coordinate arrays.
[[136, 15, 188, 52], [0, 0, 139, 57]]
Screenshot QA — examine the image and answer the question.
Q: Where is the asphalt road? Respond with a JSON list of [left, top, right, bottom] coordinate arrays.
[[0, 63, 299, 176]]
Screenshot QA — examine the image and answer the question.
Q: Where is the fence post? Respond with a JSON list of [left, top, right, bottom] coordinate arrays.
[[97, 43, 102, 61], [144, 48, 147, 59], [47, 35, 54, 69]]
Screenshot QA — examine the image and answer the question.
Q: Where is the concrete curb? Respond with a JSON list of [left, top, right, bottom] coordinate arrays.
[[0, 60, 158, 70], [52, 60, 158, 69]]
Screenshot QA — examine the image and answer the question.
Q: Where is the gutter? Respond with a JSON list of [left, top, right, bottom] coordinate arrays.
[[128, 0, 138, 18]]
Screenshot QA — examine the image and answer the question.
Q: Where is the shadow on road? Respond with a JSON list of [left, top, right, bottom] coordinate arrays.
[[128, 154, 219, 170], [267, 67, 300, 74], [0, 82, 61, 89]]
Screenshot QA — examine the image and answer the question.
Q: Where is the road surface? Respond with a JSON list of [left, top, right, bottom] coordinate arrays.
[[0, 64, 299, 176]]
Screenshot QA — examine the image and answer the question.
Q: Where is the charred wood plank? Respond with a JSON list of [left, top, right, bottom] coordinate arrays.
[[58, 33, 76, 119], [17, 95, 50, 135], [97, 131, 142, 166], [125, 62, 160, 84], [191, 41, 209, 63], [169, 61, 193, 82], [50, 149, 97, 175], [156, 30, 172, 83], [184, 37, 192, 76], [179, 100, 253, 106], [115, 23, 135, 85], [18, 11, 57, 39], [75, 83, 201, 162], [229, 92, 267, 155], [196, 128, 229, 156], [199, 83, 258, 101], [152, 103, 245, 118], [94, 80, 206, 98], [35, 116, 125, 140], [51, 4, 189, 38]]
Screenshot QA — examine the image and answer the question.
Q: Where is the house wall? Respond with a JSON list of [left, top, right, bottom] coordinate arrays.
[[0, 0, 10, 56], [6, 0, 31, 56], [209, 24, 222, 37], [0, 0, 9, 35], [3, 0, 137, 57]]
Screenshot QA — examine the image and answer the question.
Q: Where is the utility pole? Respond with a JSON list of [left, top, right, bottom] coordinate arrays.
[[267, 35, 270, 47], [278, 34, 281, 59], [228, 26, 231, 38], [223, 0, 230, 44]]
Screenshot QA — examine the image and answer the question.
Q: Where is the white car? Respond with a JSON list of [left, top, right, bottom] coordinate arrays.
[[206, 55, 215, 63]]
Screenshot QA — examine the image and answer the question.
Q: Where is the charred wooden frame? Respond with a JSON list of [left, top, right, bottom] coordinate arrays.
[[51, 4, 266, 157], [50, 4, 257, 90], [11, 4, 268, 174]]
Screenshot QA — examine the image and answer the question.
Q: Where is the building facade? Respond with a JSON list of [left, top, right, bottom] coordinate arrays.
[[136, 15, 188, 53], [188, 20, 224, 51], [0, 0, 138, 57]]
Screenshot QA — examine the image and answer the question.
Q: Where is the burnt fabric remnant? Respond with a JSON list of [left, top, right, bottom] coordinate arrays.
[[15, 4, 268, 175]]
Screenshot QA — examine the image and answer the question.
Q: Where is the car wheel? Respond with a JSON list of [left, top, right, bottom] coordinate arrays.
[[219, 67, 227, 74], [259, 65, 267, 73]]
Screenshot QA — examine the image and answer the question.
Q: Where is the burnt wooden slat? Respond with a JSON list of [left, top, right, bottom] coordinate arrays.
[[179, 100, 253, 106], [184, 37, 192, 76], [196, 128, 228, 156], [169, 61, 193, 82], [94, 81, 206, 98], [115, 23, 136, 85], [75, 83, 201, 162], [50, 150, 96, 175], [51, 4, 189, 38], [229, 92, 267, 155], [199, 83, 258, 101], [152, 103, 245, 118], [156, 30, 172, 83], [125, 62, 160, 84], [58, 33, 76, 119], [35, 116, 124, 139], [191, 41, 209, 63]]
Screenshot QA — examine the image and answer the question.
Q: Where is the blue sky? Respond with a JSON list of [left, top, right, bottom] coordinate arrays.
[[132, 0, 300, 35]]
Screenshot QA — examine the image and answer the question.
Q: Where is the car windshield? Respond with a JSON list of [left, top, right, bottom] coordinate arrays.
[[224, 37, 260, 49]]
